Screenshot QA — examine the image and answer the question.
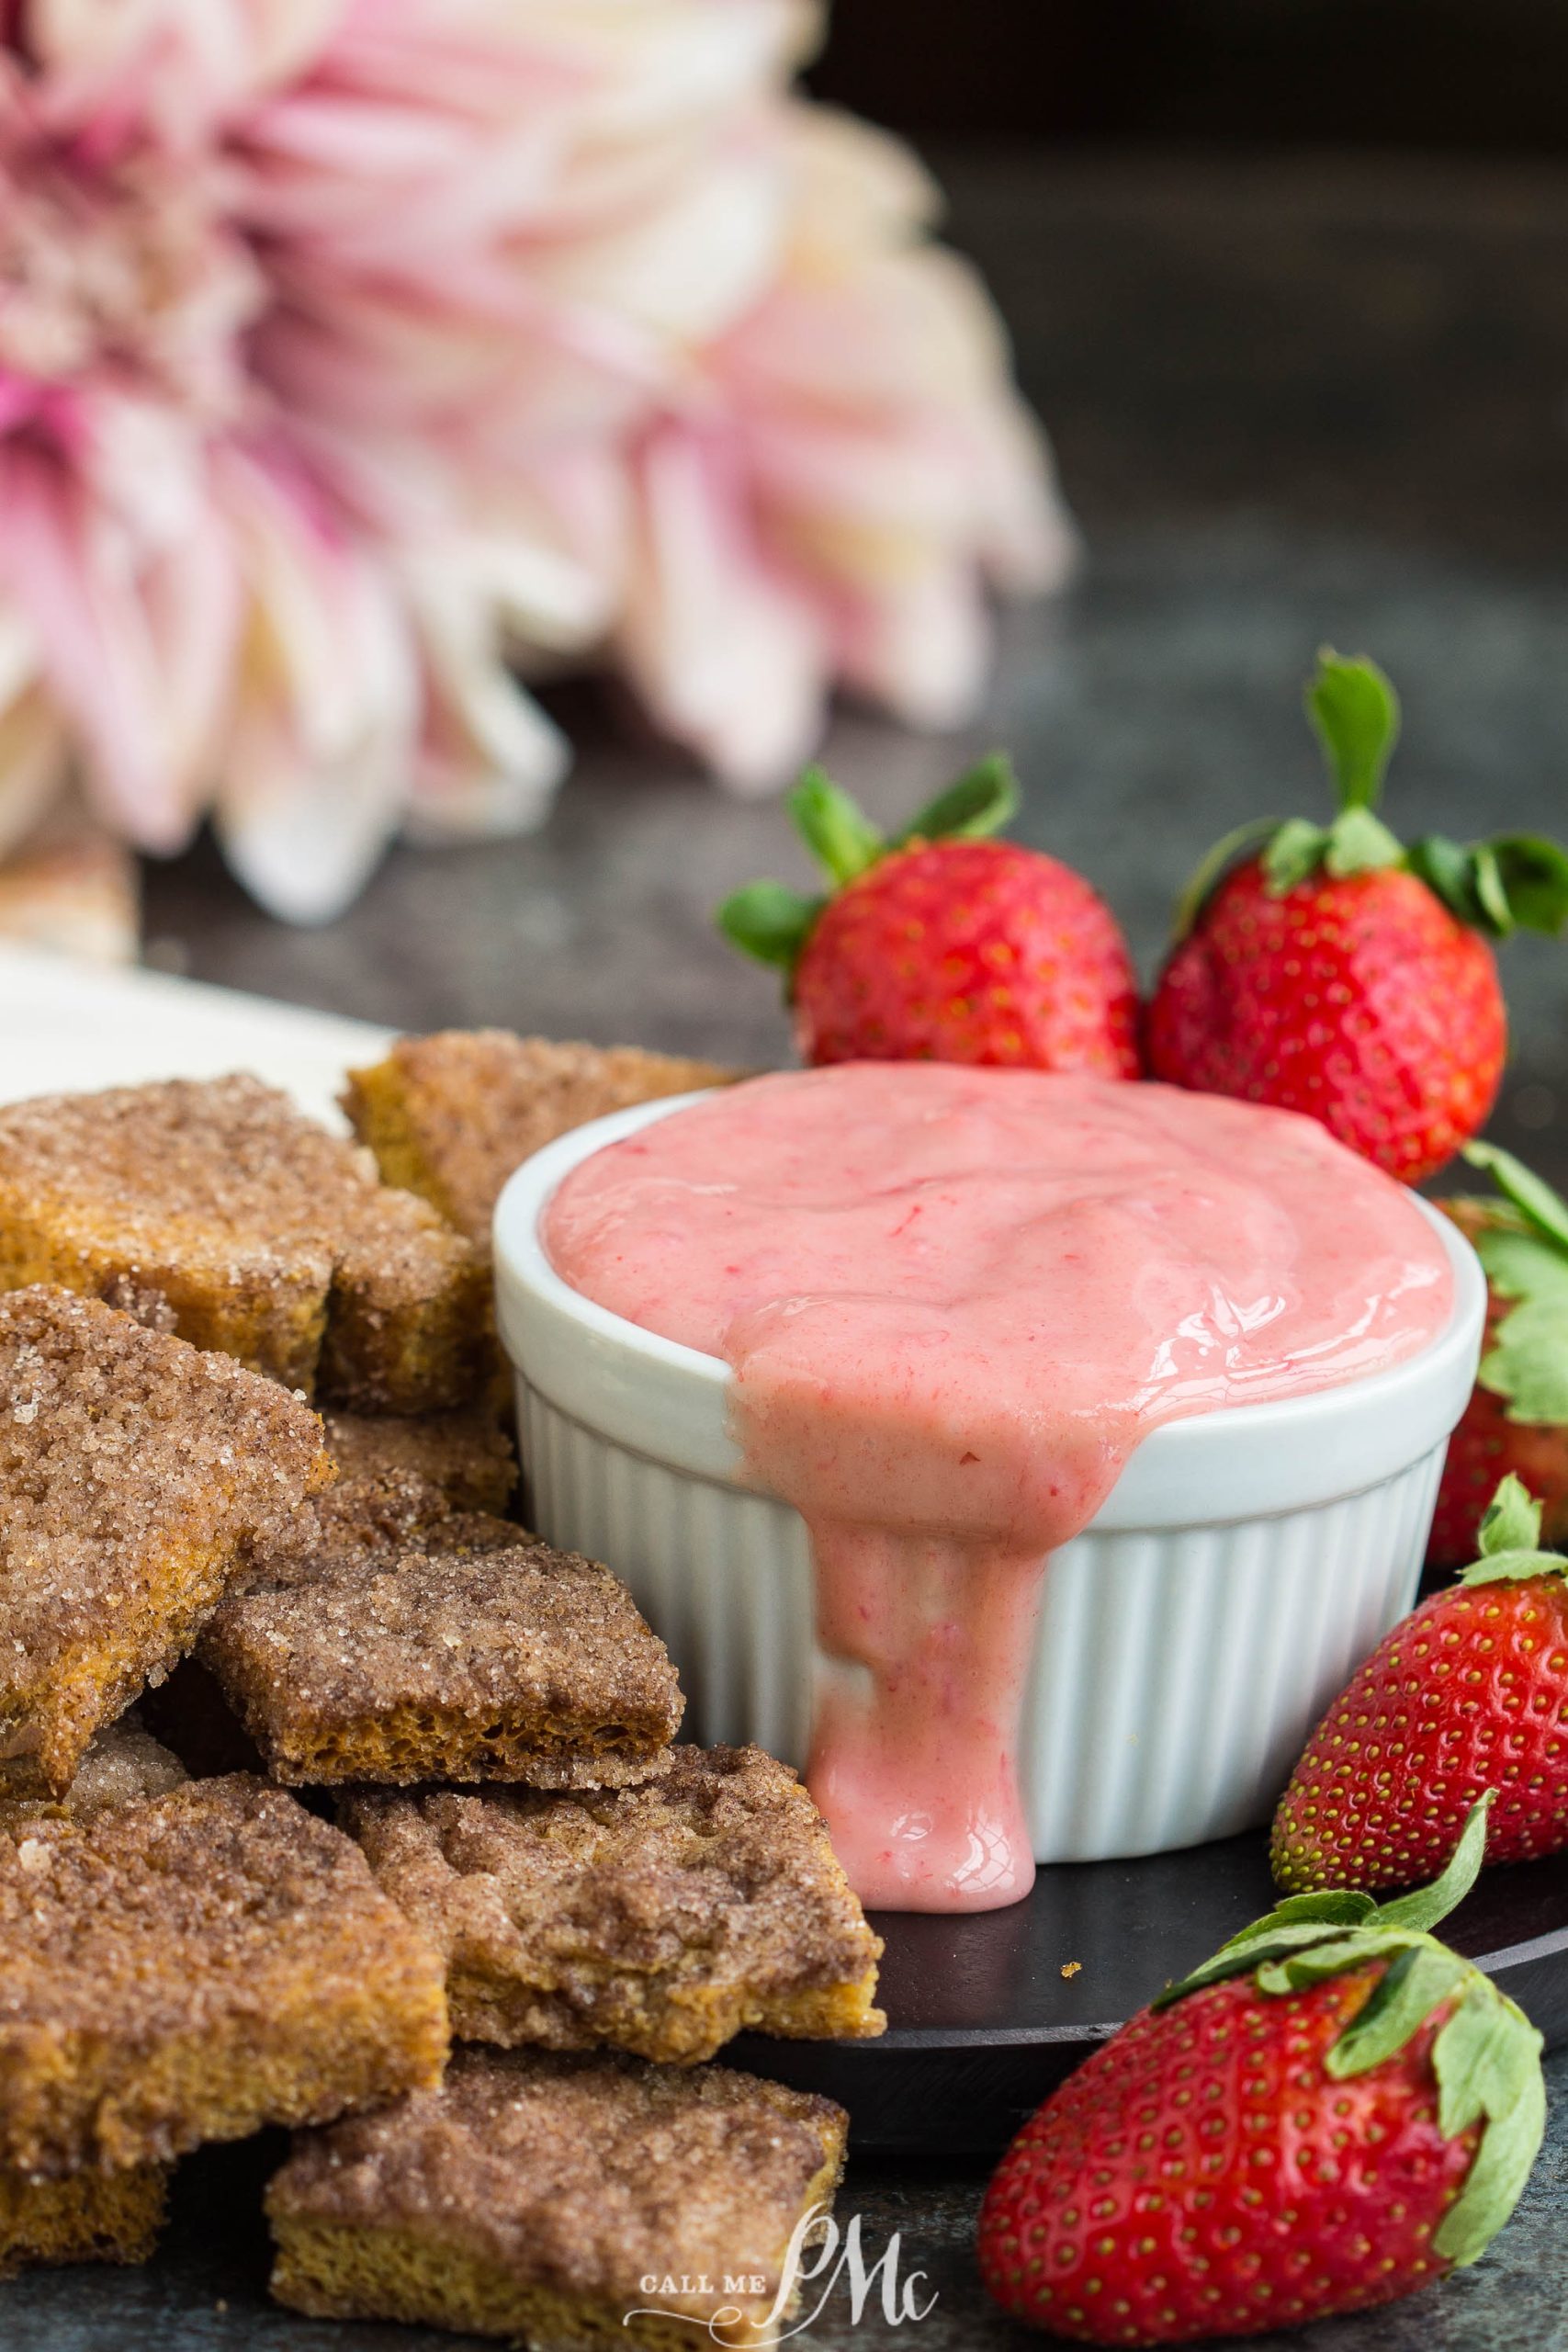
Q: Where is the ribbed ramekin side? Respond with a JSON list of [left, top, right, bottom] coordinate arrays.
[[520, 1378, 1445, 1865], [1014, 1447, 1443, 1860]]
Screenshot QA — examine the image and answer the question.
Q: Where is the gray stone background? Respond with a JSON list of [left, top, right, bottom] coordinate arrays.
[[39, 149, 1566, 2350]]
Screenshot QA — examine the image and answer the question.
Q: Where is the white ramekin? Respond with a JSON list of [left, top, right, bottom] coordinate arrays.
[[494, 1093, 1487, 1866]]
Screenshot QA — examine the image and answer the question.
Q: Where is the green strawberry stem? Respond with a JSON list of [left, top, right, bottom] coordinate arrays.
[[1261, 650, 1405, 890], [716, 752, 1019, 980], [1154, 1795, 1545, 2267], [1306, 649, 1402, 812], [1455, 1143, 1568, 1423], [1173, 649, 1568, 936]]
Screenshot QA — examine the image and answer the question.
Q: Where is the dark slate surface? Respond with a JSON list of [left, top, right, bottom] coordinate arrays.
[[51, 148, 1567, 2345]]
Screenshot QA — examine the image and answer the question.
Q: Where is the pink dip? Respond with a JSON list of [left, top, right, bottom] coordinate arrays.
[[544, 1064, 1452, 1914]]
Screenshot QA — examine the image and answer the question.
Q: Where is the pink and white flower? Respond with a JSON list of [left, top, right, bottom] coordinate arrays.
[[0, 1, 1067, 926]]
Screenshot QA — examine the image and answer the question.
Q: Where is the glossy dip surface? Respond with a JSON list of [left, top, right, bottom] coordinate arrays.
[[543, 1065, 1453, 1913]]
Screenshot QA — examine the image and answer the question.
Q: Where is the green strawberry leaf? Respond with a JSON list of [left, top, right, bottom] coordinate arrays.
[[1256, 1934, 1394, 1994], [1325, 1942, 1469, 2079], [1479, 1474, 1544, 1555], [1471, 842, 1516, 936], [1152, 1917, 1370, 2007], [785, 751, 1025, 888], [1170, 817, 1282, 939], [1458, 1475, 1568, 1584], [1262, 807, 1403, 898], [1407, 832, 1489, 927], [1463, 1142, 1568, 1255], [1305, 649, 1402, 812], [1472, 1228, 1568, 1307], [1322, 805, 1405, 878], [1287, 654, 1564, 938], [1374, 1791, 1493, 1931], [1487, 834, 1568, 937], [788, 766, 885, 887], [1262, 818, 1332, 894], [1464, 1544, 1568, 1584], [1158, 1804, 1489, 2007], [892, 752, 1020, 851], [1478, 1306, 1568, 1429], [1404, 833, 1568, 938], [1435, 1977, 1529, 2139], [1432, 1997, 1546, 2265], [1242, 1889, 1382, 1933], [1458, 1148, 1568, 1422], [715, 880, 825, 972]]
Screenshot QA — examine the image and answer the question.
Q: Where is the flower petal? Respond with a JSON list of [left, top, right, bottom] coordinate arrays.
[[617, 421, 824, 791], [835, 561, 989, 731], [407, 639, 570, 845], [215, 457, 418, 923], [0, 442, 190, 850]]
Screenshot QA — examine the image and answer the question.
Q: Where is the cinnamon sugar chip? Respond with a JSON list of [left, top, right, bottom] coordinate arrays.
[[0, 1286, 332, 1797], [0, 1775, 448, 2177], [142, 1473, 517, 1780], [266, 2047, 846, 2349], [320, 1408, 515, 1515], [342, 1747, 884, 2064], [257, 1467, 521, 1589], [0, 1073, 486, 1409], [0, 2163, 170, 2278], [199, 1492, 682, 1787], [344, 1031, 734, 1253]]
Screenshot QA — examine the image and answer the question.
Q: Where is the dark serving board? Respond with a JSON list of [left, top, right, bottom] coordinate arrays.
[[731, 1832, 1568, 2155]]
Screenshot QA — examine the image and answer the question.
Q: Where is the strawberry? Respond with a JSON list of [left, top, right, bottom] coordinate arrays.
[[1147, 651, 1568, 1182], [978, 1801, 1543, 2346], [1428, 1143, 1568, 1567], [1274, 1476, 1568, 1894], [717, 757, 1141, 1076]]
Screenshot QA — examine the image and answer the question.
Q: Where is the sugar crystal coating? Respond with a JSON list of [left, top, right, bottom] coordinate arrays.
[[267, 2046, 845, 2346], [239, 1467, 520, 1593], [0, 1074, 485, 1408], [144, 1468, 512, 1778], [0, 1285, 332, 1795], [342, 1746, 883, 2063], [200, 1481, 682, 1786], [0, 1774, 448, 2175], [320, 1408, 515, 1514]]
